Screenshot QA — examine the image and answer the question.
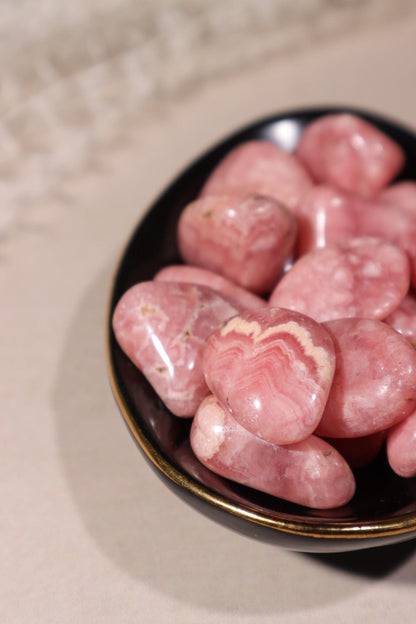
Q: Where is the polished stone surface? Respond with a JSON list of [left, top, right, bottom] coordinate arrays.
[[270, 237, 410, 322], [112, 281, 240, 416], [177, 192, 297, 294], [190, 394, 356, 509], [203, 307, 335, 445], [316, 318, 416, 438], [296, 113, 405, 197]]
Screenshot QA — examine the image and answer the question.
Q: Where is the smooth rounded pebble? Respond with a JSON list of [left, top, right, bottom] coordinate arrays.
[[296, 113, 405, 197], [269, 237, 410, 322], [112, 281, 240, 417], [316, 318, 416, 438], [190, 394, 356, 510]]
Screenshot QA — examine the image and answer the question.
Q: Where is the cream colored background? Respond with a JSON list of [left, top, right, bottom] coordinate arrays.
[[2, 4, 416, 623]]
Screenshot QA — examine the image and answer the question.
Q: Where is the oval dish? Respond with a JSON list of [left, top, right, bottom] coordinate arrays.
[[107, 107, 416, 552]]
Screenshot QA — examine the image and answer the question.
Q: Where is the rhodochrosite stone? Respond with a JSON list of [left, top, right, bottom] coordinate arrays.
[[199, 140, 313, 211], [154, 265, 267, 311], [203, 307, 335, 446], [112, 281, 240, 417], [177, 193, 297, 294], [316, 318, 416, 438], [190, 394, 355, 509], [296, 113, 405, 197], [387, 409, 416, 478], [269, 237, 410, 322]]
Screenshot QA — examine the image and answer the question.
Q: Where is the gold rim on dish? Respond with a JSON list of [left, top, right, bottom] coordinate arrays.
[[107, 325, 416, 542]]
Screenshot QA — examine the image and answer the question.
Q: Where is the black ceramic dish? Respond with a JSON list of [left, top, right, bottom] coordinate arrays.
[[107, 106, 416, 552]]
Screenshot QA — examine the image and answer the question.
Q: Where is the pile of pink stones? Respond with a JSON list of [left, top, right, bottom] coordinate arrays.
[[113, 113, 416, 510]]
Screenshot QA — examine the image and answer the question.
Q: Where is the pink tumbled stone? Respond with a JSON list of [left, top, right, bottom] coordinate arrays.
[[269, 237, 410, 322], [112, 281, 240, 417], [296, 184, 358, 255], [384, 293, 416, 348], [203, 307, 335, 446], [154, 265, 267, 311], [379, 181, 416, 216], [177, 193, 297, 294], [191, 395, 356, 509], [387, 409, 416, 478], [316, 318, 416, 438], [296, 113, 405, 197], [200, 140, 313, 211]]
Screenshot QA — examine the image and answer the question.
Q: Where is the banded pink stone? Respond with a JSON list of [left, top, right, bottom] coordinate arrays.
[[269, 237, 410, 322], [199, 140, 313, 211], [154, 265, 267, 312], [296, 113, 405, 197], [202, 307, 335, 446], [177, 192, 297, 294], [112, 281, 240, 417], [190, 394, 356, 509], [316, 318, 416, 438]]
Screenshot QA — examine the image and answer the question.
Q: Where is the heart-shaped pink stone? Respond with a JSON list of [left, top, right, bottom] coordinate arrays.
[[177, 192, 297, 294], [203, 307, 336, 445]]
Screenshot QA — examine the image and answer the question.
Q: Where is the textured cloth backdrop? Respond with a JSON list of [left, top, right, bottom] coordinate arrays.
[[0, 0, 414, 236]]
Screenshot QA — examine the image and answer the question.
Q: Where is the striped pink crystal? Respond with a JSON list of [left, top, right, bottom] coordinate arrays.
[[203, 307, 335, 445]]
